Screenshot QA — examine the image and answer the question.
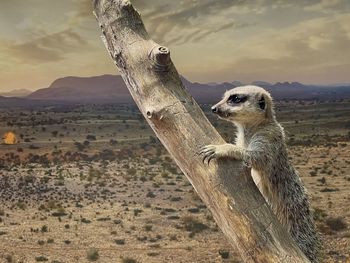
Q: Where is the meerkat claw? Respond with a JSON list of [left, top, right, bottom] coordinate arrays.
[[207, 154, 215, 165], [202, 153, 212, 164], [199, 145, 216, 165], [199, 145, 209, 153], [200, 145, 215, 153]]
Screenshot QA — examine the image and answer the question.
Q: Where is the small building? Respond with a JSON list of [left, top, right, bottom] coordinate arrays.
[[3, 131, 17, 145]]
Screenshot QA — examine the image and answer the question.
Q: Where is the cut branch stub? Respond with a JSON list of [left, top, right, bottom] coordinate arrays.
[[146, 109, 163, 120], [149, 45, 171, 72]]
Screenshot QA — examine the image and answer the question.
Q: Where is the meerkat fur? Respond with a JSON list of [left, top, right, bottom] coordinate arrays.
[[200, 85, 321, 262]]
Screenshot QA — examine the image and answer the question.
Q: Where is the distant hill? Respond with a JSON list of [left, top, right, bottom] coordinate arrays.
[[251, 81, 272, 86], [28, 74, 350, 103], [28, 74, 230, 103], [0, 89, 31, 97], [28, 75, 132, 104], [1, 74, 349, 108], [261, 82, 350, 101]]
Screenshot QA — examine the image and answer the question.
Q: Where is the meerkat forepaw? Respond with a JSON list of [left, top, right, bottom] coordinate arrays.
[[199, 145, 218, 165], [199, 144, 242, 165], [199, 144, 234, 165]]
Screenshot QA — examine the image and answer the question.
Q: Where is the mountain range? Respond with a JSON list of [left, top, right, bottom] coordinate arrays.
[[1, 74, 350, 107], [0, 89, 32, 97]]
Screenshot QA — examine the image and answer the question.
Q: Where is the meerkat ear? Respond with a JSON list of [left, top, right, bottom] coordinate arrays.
[[258, 95, 266, 110]]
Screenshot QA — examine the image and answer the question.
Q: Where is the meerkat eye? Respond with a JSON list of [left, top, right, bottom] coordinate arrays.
[[227, 94, 248, 104], [258, 96, 266, 110]]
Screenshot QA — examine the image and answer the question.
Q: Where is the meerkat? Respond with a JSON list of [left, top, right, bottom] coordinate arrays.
[[200, 85, 320, 262]]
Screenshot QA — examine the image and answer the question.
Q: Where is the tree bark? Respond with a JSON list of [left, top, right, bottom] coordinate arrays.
[[92, 1, 310, 262]]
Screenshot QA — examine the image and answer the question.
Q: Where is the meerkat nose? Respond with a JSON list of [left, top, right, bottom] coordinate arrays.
[[211, 106, 218, 113]]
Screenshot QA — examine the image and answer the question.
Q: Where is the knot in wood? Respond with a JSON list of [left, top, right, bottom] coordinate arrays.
[[146, 107, 166, 121], [146, 110, 153, 119], [149, 45, 171, 72]]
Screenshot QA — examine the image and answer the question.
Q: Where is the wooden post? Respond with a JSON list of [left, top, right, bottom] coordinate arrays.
[[92, 1, 310, 262]]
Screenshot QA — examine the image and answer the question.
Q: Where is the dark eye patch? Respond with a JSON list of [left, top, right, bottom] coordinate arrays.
[[227, 94, 248, 104], [258, 96, 266, 110]]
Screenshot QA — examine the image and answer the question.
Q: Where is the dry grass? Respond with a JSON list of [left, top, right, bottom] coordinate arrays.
[[0, 101, 349, 262]]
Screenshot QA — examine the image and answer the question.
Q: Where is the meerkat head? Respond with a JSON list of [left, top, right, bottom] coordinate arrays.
[[211, 85, 275, 125]]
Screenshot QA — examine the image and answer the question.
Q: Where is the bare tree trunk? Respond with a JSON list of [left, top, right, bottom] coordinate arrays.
[[92, 1, 310, 262]]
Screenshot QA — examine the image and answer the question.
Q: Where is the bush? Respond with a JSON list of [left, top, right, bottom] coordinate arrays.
[[313, 208, 327, 222], [149, 136, 157, 144], [182, 216, 209, 236], [35, 256, 48, 262], [29, 144, 40, 149], [122, 258, 137, 263], [127, 168, 137, 176], [170, 196, 182, 202], [16, 202, 27, 210], [326, 217, 347, 231], [143, 224, 153, 232], [114, 239, 125, 245], [51, 208, 67, 217], [87, 248, 99, 261], [86, 135, 96, 141], [218, 249, 230, 259], [320, 187, 338, 192], [41, 225, 48, 233], [133, 209, 142, 217], [317, 177, 326, 185], [146, 191, 156, 198], [5, 255, 13, 263], [188, 208, 200, 213], [310, 171, 317, 177], [81, 218, 92, 224], [147, 252, 159, 257], [74, 142, 86, 151]]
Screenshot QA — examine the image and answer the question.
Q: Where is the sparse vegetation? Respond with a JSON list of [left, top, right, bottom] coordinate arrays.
[[86, 248, 99, 261], [143, 224, 153, 232], [5, 255, 13, 263], [326, 217, 348, 231], [115, 239, 125, 245], [313, 208, 327, 222], [182, 216, 209, 237], [218, 249, 230, 259], [35, 256, 48, 262], [122, 257, 138, 263], [0, 102, 349, 262]]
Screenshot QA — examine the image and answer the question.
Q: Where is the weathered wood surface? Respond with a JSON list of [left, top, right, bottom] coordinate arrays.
[[92, 1, 310, 262]]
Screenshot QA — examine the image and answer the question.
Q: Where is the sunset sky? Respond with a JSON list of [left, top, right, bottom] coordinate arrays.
[[0, 0, 349, 92]]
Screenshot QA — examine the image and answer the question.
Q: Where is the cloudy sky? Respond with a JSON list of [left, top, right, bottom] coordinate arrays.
[[0, 0, 349, 92]]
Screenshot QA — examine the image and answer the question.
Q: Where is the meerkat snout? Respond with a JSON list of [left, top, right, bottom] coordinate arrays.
[[211, 103, 230, 118], [211, 105, 219, 113], [211, 105, 225, 115]]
